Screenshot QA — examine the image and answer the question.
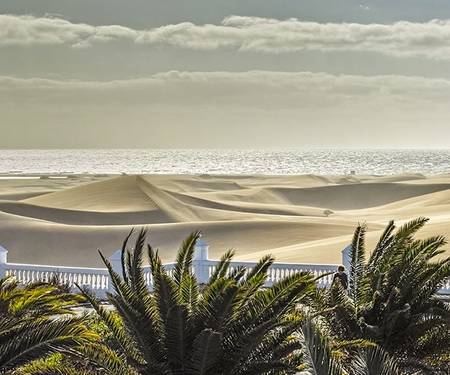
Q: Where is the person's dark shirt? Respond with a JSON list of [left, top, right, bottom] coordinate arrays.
[[333, 272, 348, 290]]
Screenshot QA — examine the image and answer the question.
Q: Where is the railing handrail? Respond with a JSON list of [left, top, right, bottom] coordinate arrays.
[[226, 260, 339, 268], [1, 241, 448, 297], [5, 262, 109, 273]]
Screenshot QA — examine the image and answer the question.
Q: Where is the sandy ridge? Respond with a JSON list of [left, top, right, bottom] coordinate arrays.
[[0, 173, 449, 266]]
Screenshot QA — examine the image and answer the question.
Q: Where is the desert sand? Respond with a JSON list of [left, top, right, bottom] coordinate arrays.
[[0, 173, 450, 267]]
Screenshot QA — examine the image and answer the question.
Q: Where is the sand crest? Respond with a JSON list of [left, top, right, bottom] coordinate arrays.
[[0, 174, 449, 267]]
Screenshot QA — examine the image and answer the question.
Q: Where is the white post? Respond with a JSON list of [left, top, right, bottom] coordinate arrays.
[[0, 245, 8, 278], [193, 237, 210, 284], [109, 249, 123, 292], [341, 244, 352, 273]]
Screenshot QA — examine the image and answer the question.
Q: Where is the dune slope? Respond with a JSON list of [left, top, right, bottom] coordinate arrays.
[[0, 173, 449, 266]]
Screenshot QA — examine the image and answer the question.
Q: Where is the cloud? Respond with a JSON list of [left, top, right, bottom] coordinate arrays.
[[0, 14, 138, 47], [3, 14, 450, 59], [2, 71, 450, 148], [2, 70, 450, 107]]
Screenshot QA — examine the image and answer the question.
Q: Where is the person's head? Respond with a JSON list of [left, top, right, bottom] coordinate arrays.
[[337, 265, 345, 273]]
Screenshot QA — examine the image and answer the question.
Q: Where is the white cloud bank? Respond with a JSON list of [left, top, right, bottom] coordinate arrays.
[[2, 14, 450, 59], [2, 70, 450, 148], [2, 70, 450, 104]]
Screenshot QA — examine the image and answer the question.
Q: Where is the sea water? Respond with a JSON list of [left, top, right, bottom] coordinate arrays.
[[0, 149, 449, 175]]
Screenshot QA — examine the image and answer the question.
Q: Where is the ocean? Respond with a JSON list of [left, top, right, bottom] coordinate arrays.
[[0, 149, 449, 175]]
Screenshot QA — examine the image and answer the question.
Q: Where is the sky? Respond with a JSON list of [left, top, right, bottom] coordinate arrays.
[[2, 0, 450, 149]]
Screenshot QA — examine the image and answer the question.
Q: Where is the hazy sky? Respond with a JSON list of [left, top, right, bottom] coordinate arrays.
[[2, 0, 450, 149]]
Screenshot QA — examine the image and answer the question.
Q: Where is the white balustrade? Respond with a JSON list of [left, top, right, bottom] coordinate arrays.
[[4, 262, 110, 298], [202, 259, 338, 287], [0, 241, 448, 298], [441, 278, 450, 295]]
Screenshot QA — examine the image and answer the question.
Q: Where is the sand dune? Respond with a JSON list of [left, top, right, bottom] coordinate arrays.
[[262, 183, 450, 210], [25, 176, 156, 212], [0, 201, 169, 225], [0, 173, 449, 266]]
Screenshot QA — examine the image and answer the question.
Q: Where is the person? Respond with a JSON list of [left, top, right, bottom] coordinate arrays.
[[332, 265, 348, 290]]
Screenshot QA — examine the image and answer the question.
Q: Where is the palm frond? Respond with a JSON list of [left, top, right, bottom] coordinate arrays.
[[300, 319, 343, 375], [353, 346, 400, 375]]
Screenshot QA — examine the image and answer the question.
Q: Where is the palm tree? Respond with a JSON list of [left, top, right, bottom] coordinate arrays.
[[79, 229, 404, 375], [78, 229, 321, 374], [0, 276, 96, 374], [319, 218, 450, 372]]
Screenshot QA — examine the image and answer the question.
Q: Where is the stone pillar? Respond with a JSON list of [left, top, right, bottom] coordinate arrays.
[[193, 237, 210, 284], [0, 245, 8, 278]]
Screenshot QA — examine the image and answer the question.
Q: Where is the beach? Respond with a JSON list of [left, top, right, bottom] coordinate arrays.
[[0, 173, 450, 267]]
